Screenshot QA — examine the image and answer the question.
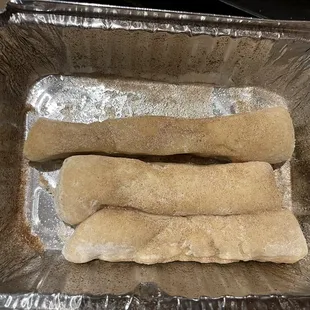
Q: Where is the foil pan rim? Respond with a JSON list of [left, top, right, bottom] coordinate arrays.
[[6, 0, 310, 33], [6, 0, 310, 42], [1, 289, 310, 310]]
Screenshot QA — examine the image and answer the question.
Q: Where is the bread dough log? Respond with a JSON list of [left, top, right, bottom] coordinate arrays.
[[56, 156, 282, 225], [24, 107, 294, 164], [63, 208, 308, 264]]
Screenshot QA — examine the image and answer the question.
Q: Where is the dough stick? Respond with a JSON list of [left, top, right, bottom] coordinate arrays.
[[24, 107, 294, 164], [56, 156, 282, 225], [63, 208, 308, 264]]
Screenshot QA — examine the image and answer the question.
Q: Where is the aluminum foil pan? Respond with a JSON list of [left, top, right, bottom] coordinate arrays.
[[1, 0, 310, 309]]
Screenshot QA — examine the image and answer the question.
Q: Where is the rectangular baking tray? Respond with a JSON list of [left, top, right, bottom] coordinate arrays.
[[1, 0, 310, 309]]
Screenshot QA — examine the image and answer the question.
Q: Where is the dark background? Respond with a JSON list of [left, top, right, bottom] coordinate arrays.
[[76, 0, 310, 20]]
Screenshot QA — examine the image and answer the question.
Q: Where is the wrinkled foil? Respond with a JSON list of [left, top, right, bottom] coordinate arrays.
[[1, 0, 310, 309], [1, 288, 310, 310]]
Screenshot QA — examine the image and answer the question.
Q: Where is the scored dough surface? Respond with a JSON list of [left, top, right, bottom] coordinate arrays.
[[56, 156, 282, 225], [63, 208, 308, 264]]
